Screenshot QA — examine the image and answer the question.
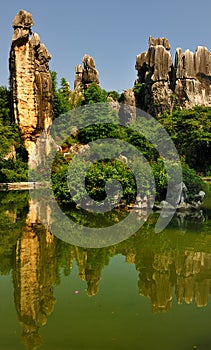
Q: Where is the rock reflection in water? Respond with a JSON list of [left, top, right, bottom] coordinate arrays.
[[13, 198, 56, 349], [0, 191, 211, 349]]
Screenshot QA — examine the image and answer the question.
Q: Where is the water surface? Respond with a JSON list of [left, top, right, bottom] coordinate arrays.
[[0, 186, 211, 350]]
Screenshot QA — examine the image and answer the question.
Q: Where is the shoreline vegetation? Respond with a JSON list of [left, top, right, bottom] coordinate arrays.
[[0, 82, 210, 208], [0, 10, 210, 208], [0, 178, 208, 191]]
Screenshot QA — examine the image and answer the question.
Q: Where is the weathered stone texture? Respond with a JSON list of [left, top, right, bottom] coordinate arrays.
[[10, 10, 53, 168], [74, 64, 83, 93], [119, 88, 136, 123], [175, 46, 211, 108], [74, 54, 99, 94], [135, 36, 211, 114], [135, 36, 173, 115]]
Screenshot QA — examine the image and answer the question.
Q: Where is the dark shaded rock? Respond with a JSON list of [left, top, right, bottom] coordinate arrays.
[[82, 54, 99, 87], [135, 36, 174, 115]]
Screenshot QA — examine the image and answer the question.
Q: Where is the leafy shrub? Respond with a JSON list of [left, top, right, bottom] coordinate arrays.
[[158, 106, 211, 174], [84, 83, 108, 104], [0, 119, 28, 182], [182, 162, 203, 200]]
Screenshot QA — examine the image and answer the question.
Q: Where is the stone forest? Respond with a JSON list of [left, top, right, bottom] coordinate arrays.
[[7, 11, 211, 160], [0, 9, 211, 350], [0, 10, 208, 206]]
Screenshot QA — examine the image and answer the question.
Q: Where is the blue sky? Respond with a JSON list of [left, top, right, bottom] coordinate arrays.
[[1, 0, 211, 92]]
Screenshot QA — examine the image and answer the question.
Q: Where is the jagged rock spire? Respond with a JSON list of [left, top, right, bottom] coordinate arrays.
[[135, 36, 174, 115], [74, 54, 100, 94], [10, 10, 53, 168], [135, 36, 211, 115]]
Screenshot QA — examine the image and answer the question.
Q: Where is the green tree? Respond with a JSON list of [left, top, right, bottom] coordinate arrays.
[[0, 86, 10, 123], [50, 71, 62, 118], [158, 106, 211, 174], [0, 85, 28, 182], [58, 78, 72, 113], [50, 71, 71, 117], [84, 83, 108, 104], [107, 90, 121, 102], [133, 83, 144, 109], [0, 120, 28, 182], [51, 71, 83, 118]]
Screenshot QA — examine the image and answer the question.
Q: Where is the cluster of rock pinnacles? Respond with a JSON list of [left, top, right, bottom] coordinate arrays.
[[9, 10, 211, 167]]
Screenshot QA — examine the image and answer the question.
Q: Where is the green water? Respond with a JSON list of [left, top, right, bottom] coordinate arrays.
[[0, 186, 211, 350]]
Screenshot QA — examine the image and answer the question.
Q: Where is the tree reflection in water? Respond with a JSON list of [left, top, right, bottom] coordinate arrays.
[[0, 191, 211, 349]]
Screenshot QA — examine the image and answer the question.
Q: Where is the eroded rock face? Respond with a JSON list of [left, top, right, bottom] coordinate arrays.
[[74, 54, 99, 94], [82, 54, 99, 88], [74, 64, 83, 94], [10, 10, 53, 168], [135, 36, 211, 115], [175, 46, 211, 108], [135, 36, 174, 115], [119, 88, 136, 123]]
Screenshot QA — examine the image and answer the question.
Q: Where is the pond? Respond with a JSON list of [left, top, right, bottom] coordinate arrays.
[[0, 185, 211, 350]]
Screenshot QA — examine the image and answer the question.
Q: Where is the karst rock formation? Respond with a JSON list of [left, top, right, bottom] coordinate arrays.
[[10, 10, 54, 168], [74, 54, 100, 94], [135, 36, 211, 115]]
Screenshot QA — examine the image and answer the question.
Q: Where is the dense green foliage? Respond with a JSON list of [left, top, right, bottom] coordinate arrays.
[[0, 191, 29, 274], [0, 86, 10, 123], [51, 71, 72, 117], [158, 106, 211, 174], [107, 90, 121, 102], [0, 73, 208, 209], [50, 84, 204, 206], [0, 86, 28, 182], [133, 83, 145, 109], [84, 83, 108, 104], [150, 158, 203, 202], [0, 121, 28, 182], [50, 71, 83, 118], [52, 157, 138, 206], [76, 85, 121, 143]]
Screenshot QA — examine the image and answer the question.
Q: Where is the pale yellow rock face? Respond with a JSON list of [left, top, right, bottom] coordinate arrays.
[[10, 10, 53, 168], [13, 43, 38, 135], [13, 199, 56, 348]]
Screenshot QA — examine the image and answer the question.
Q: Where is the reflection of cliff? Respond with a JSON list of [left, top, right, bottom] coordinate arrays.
[[13, 200, 56, 350], [1, 190, 211, 349], [74, 246, 110, 296], [10, 196, 211, 320], [175, 251, 211, 307], [137, 252, 174, 313], [135, 248, 211, 313], [65, 231, 211, 309]]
